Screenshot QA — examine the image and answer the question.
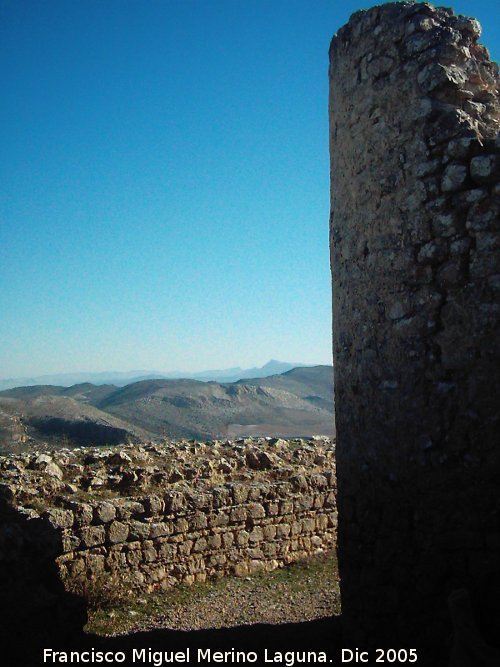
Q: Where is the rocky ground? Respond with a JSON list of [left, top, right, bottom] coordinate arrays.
[[86, 551, 340, 636], [0, 436, 335, 510]]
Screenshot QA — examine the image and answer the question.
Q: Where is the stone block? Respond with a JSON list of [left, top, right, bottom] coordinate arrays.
[[61, 533, 81, 552], [222, 532, 235, 548], [233, 562, 249, 577], [44, 508, 74, 530], [164, 492, 185, 513], [302, 518, 316, 533], [126, 550, 142, 567], [149, 522, 172, 538], [248, 560, 266, 574], [236, 530, 249, 547], [279, 500, 294, 515], [115, 500, 145, 521], [470, 154, 500, 184], [441, 164, 468, 192], [144, 495, 164, 516], [262, 543, 278, 558], [80, 526, 106, 548], [276, 523, 291, 538], [193, 537, 208, 553], [177, 539, 193, 556], [94, 502, 116, 524], [174, 518, 189, 534], [158, 541, 177, 560], [247, 503, 265, 520], [69, 502, 93, 527], [265, 502, 279, 516], [313, 494, 325, 509], [248, 526, 264, 543], [262, 524, 277, 540], [232, 485, 249, 504], [107, 521, 129, 545], [207, 534, 222, 549], [248, 486, 262, 501], [295, 495, 314, 511], [128, 520, 150, 541], [208, 512, 229, 528], [143, 546, 157, 562], [229, 506, 247, 523], [190, 512, 208, 530]]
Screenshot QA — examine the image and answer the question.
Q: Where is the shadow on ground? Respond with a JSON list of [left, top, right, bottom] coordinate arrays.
[[7, 616, 341, 667], [0, 492, 341, 666]]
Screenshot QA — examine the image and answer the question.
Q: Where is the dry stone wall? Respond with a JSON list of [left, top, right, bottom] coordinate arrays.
[[329, 1, 500, 661], [0, 438, 336, 631]]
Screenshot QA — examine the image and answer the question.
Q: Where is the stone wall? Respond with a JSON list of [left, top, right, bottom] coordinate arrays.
[[0, 438, 336, 633], [329, 1, 500, 660]]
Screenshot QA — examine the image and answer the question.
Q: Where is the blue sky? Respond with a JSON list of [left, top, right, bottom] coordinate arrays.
[[1, 0, 498, 378]]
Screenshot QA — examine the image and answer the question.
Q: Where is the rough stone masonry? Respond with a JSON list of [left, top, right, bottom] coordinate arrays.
[[0, 438, 336, 641], [329, 0, 500, 660]]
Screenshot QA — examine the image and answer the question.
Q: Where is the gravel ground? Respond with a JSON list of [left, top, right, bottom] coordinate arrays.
[[134, 573, 338, 632], [89, 553, 340, 636]]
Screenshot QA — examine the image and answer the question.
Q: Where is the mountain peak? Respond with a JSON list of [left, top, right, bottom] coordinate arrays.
[[263, 359, 281, 367]]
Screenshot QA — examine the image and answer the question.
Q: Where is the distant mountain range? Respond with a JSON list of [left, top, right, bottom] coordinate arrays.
[[0, 365, 334, 451], [0, 360, 307, 391]]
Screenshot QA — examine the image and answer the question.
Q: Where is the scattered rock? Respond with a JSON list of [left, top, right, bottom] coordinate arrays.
[[441, 164, 468, 192]]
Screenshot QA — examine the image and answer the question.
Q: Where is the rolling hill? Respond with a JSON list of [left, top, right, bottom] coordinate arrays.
[[0, 366, 334, 450], [0, 360, 306, 391]]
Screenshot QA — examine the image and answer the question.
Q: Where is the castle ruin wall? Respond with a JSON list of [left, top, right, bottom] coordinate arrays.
[[329, 1, 500, 658], [0, 438, 336, 634]]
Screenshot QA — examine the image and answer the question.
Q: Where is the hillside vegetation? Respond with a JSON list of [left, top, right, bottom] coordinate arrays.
[[0, 366, 333, 450]]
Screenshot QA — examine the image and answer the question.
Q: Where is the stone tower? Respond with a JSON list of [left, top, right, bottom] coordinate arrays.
[[329, 1, 500, 660]]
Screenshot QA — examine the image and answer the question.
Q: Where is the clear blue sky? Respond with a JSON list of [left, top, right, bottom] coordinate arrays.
[[1, 0, 498, 378]]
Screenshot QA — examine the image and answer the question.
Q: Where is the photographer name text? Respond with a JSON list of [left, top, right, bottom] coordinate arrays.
[[44, 648, 418, 665]]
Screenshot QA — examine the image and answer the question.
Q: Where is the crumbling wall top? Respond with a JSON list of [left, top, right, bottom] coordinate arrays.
[[330, 1, 499, 143], [0, 437, 335, 515]]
